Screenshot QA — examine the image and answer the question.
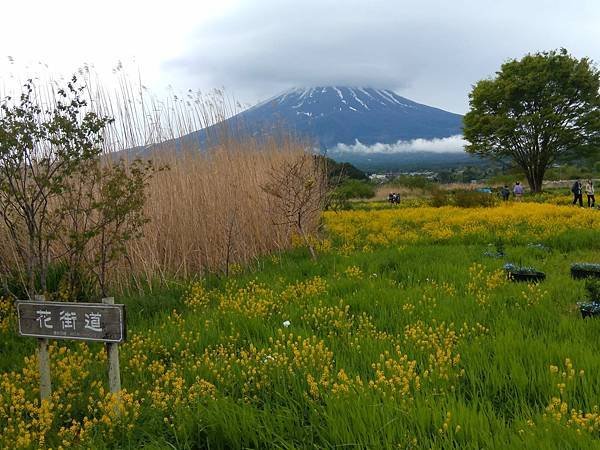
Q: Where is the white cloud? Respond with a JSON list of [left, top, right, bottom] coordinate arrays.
[[166, 0, 600, 113], [0, 0, 237, 94], [330, 135, 467, 154], [1, 0, 599, 114]]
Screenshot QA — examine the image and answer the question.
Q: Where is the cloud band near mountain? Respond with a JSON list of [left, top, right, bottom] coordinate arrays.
[[329, 135, 467, 154]]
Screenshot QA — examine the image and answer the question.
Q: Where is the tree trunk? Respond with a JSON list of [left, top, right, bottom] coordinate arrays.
[[27, 236, 36, 300], [530, 166, 546, 193], [523, 164, 545, 193], [99, 228, 107, 298], [297, 213, 317, 261]]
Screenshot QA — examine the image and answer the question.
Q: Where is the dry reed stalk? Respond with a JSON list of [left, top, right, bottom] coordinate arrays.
[[126, 137, 316, 286], [0, 69, 324, 293]]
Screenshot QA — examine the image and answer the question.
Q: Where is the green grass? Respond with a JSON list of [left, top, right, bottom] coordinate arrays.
[[2, 233, 600, 448]]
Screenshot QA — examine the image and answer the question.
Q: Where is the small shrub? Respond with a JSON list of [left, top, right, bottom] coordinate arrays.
[[391, 175, 433, 190], [585, 280, 600, 302], [495, 238, 506, 256], [1, 262, 96, 301], [335, 180, 376, 200], [327, 191, 353, 210], [453, 190, 498, 208], [430, 188, 451, 207], [0, 296, 14, 332], [328, 180, 375, 210]]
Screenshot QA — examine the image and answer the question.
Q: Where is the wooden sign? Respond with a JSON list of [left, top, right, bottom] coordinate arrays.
[[16, 300, 126, 343]]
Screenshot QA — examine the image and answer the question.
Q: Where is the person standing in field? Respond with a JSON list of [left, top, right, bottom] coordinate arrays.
[[513, 182, 524, 201], [500, 185, 510, 201], [572, 179, 583, 207], [585, 179, 595, 208]]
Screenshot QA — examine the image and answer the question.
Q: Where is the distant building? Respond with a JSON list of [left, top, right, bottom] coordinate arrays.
[[369, 174, 390, 183]]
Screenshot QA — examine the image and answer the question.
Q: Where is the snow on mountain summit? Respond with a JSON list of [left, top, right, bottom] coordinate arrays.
[[255, 86, 417, 115], [127, 85, 465, 172], [238, 86, 463, 148], [164, 86, 463, 154]]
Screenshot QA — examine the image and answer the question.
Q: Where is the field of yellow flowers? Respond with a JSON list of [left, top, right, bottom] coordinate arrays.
[[2, 201, 600, 449]]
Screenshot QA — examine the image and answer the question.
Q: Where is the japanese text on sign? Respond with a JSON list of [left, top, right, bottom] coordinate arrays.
[[17, 301, 126, 343]]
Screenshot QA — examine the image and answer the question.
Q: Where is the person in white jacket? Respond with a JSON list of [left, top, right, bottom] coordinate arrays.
[[585, 179, 595, 208]]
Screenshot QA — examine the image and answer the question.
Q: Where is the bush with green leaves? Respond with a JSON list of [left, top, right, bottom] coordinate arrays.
[[0, 77, 158, 300], [453, 190, 498, 208], [389, 175, 433, 190], [334, 179, 376, 200]]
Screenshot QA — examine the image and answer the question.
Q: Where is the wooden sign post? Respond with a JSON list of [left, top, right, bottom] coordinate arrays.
[[16, 298, 126, 405], [102, 297, 122, 411], [34, 294, 51, 402]]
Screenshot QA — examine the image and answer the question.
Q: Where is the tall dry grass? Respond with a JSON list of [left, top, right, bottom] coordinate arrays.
[[129, 138, 316, 284], [0, 68, 324, 294]]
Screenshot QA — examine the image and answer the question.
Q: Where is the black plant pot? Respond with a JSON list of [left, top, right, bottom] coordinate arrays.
[[571, 268, 600, 280], [579, 302, 600, 318], [507, 271, 546, 283]]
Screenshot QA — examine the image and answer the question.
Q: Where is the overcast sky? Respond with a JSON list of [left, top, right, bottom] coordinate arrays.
[[1, 0, 599, 114]]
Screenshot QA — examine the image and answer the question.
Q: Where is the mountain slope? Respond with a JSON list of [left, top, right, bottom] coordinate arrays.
[[231, 86, 463, 148], [132, 86, 467, 170]]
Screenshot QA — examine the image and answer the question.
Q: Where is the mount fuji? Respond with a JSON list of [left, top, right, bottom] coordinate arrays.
[[234, 86, 463, 148], [139, 86, 470, 170]]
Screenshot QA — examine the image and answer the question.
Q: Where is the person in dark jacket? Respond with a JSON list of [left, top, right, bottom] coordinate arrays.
[[572, 179, 583, 206]]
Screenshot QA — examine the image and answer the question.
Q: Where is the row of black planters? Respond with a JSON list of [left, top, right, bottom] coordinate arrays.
[[580, 303, 600, 319], [504, 264, 546, 283], [507, 271, 546, 282], [504, 263, 600, 318], [569, 264, 600, 319], [505, 264, 600, 283], [571, 265, 600, 280]]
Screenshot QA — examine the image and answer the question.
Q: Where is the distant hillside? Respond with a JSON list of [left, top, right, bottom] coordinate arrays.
[[230, 86, 463, 148], [327, 150, 485, 173], [320, 156, 368, 181], [145, 86, 462, 150], [129, 86, 466, 171]]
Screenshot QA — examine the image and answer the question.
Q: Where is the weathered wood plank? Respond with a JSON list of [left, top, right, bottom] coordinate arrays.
[[16, 300, 126, 343]]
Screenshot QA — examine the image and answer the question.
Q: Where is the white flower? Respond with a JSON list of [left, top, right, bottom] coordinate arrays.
[[283, 320, 291, 328]]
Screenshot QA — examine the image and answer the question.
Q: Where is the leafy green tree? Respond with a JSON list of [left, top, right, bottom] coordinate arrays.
[[319, 156, 367, 182], [0, 77, 158, 300], [463, 49, 600, 192], [56, 158, 157, 299], [0, 78, 112, 297], [436, 170, 456, 184]]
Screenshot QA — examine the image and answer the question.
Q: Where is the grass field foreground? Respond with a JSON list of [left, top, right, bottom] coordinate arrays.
[[1, 202, 600, 449]]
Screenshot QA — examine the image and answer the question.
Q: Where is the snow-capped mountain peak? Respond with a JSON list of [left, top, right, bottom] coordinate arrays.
[[261, 86, 417, 114], [159, 85, 462, 156], [239, 86, 462, 148], [127, 85, 466, 172]]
